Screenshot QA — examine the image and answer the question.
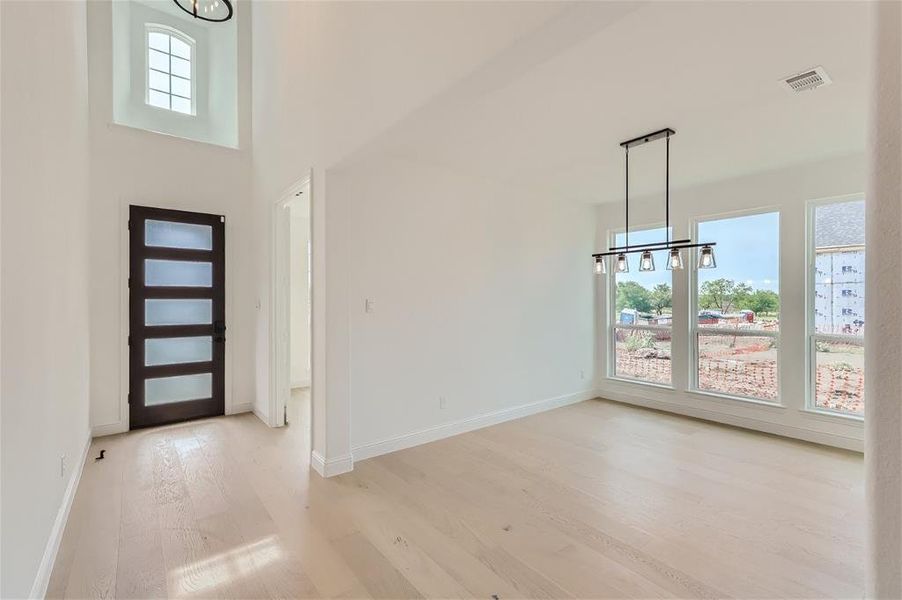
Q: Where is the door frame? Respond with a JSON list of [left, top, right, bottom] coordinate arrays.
[[93, 199, 237, 437], [128, 205, 226, 429], [270, 173, 312, 428]]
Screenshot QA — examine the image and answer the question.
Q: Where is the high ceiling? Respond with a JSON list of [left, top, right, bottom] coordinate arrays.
[[252, 1, 573, 176], [340, 1, 871, 203]]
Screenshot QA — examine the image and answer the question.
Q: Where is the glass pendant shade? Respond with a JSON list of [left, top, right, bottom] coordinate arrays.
[[594, 257, 605, 275], [698, 245, 717, 269], [615, 253, 629, 273], [667, 248, 684, 270], [638, 250, 655, 272]]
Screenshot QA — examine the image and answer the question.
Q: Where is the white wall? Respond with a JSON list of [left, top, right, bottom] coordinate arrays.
[[1, 1, 93, 597], [865, 1, 902, 595], [290, 202, 310, 388], [595, 153, 867, 450], [87, 0, 254, 436], [250, 1, 572, 469], [331, 156, 597, 458]]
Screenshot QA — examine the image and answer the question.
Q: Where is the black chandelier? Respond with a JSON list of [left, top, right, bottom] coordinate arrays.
[[173, 0, 233, 22], [593, 128, 716, 274]]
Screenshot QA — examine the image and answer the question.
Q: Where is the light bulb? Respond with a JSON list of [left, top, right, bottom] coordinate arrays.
[[639, 250, 655, 272], [667, 248, 684, 270], [594, 257, 605, 275], [698, 245, 717, 269], [615, 253, 629, 273]]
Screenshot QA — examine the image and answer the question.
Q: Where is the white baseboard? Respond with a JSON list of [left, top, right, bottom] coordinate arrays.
[[252, 407, 275, 428], [91, 420, 127, 438], [311, 450, 354, 478], [352, 389, 598, 463], [29, 430, 92, 599], [228, 401, 254, 415], [600, 387, 864, 452]]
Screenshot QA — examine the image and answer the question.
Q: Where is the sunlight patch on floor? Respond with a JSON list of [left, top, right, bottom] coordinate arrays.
[[170, 535, 283, 596]]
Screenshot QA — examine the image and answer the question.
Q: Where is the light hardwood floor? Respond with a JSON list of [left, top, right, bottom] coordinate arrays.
[[48, 393, 864, 599]]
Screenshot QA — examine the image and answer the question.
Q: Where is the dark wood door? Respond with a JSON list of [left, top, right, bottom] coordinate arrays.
[[129, 205, 225, 429]]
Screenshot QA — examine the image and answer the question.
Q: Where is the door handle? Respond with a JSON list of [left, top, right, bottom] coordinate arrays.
[[214, 320, 227, 342]]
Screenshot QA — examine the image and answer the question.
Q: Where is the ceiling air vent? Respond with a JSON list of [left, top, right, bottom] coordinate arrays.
[[780, 66, 832, 93]]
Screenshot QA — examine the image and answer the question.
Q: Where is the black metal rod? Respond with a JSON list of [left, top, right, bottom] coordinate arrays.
[[665, 132, 670, 244], [608, 238, 691, 252], [624, 146, 629, 249], [593, 241, 715, 259]]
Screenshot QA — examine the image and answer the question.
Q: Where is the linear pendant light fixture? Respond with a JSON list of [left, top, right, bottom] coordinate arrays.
[[593, 128, 716, 274]]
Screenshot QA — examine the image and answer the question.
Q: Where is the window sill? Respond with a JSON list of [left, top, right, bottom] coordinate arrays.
[[106, 121, 242, 151], [606, 376, 674, 391], [688, 389, 785, 409], [800, 407, 864, 424]]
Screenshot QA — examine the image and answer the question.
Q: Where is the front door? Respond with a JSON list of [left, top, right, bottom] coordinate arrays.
[[129, 205, 225, 429]]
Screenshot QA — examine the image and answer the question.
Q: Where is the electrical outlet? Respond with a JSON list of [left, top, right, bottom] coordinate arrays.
[[579, 369, 586, 380], [439, 396, 447, 409], [60, 455, 67, 478], [365, 298, 375, 314]]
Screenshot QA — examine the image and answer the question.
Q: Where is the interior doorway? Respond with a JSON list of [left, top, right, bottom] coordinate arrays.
[[271, 176, 312, 442], [286, 188, 311, 426]]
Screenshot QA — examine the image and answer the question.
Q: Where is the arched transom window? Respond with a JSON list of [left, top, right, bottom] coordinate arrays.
[[146, 25, 195, 115]]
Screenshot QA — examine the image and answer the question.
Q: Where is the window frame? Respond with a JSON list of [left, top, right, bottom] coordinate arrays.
[[606, 224, 675, 389], [144, 23, 196, 116], [689, 207, 783, 406], [805, 194, 865, 420]]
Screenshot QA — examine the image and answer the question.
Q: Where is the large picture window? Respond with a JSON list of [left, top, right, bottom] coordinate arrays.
[[809, 198, 865, 416], [610, 227, 672, 385], [692, 212, 780, 402]]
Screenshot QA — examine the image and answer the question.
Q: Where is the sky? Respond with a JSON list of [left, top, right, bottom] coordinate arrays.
[[612, 211, 780, 293]]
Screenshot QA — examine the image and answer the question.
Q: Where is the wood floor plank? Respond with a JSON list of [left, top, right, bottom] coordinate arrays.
[[332, 532, 424, 599], [424, 436, 719, 598], [48, 393, 865, 599], [114, 528, 167, 600], [341, 465, 532, 599], [387, 443, 678, 599]]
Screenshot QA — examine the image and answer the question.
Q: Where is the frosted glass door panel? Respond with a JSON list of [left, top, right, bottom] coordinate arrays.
[[145, 219, 212, 250], [145, 336, 212, 366], [145, 299, 211, 325], [145, 373, 212, 406], [145, 259, 212, 287]]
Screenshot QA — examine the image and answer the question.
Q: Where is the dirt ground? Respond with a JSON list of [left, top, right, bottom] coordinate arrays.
[[615, 341, 863, 415]]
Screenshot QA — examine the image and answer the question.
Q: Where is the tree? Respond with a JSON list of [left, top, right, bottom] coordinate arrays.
[[698, 279, 752, 313], [650, 283, 672, 315], [616, 281, 653, 314], [743, 289, 780, 315]]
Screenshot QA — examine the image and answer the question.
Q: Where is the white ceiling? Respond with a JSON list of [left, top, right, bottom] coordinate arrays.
[[255, 1, 574, 168], [339, 1, 871, 203]]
